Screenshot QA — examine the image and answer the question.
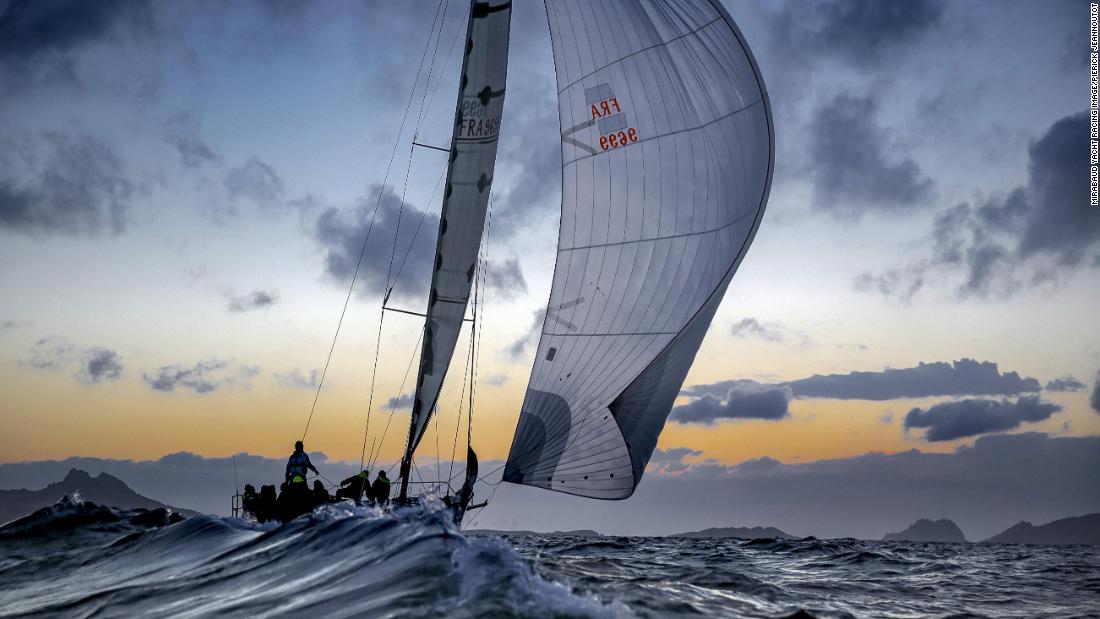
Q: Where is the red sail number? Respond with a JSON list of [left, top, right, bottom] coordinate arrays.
[[599, 128, 638, 151]]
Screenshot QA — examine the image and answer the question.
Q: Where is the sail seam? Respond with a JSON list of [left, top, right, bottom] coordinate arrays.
[[559, 208, 755, 252], [557, 16, 722, 94], [563, 98, 762, 166]]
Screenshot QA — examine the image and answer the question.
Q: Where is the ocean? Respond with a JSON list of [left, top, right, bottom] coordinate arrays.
[[1, 497, 1097, 618]]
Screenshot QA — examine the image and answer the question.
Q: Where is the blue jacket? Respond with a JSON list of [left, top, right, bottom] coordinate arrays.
[[286, 451, 317, 481]]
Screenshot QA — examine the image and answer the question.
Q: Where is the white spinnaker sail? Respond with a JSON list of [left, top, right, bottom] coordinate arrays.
[[503, 0, 773, 499], [402, 0, 512, 467]]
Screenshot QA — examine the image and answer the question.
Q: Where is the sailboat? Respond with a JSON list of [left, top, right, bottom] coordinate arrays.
[[255, 0, 772, 525]]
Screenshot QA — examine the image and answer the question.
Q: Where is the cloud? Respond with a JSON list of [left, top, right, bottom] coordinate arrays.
[[469, 433, 1099, 539], [224, 158, 284, 208], [483, 373, 508, 388], [670, 383, 792, 424], [23, 335, 75, 370], [314, 184, 437, 300], [79, 348, 122, 383], [504, 308, 545, 362], [0, 0, 151, 97], [0, 133, 136, 236], [143, 360, 259, 394], [167, 136, 220, 168], [646, 447, 703, 473], [22, 337, 124, 385], [786, 358, 1039, 400], [809, 94, 933, 215], [771, 0, 944, 69], [729, 317, 812, 346], [385, 393, 413, 410], [858, 112, 1099, 300], [904, 396, 1062, 442], [3, 434, 1098, 540], [683, 359, 1039, 403], [0, 320, 27, 333], [0, 0, 147, 59], [730, 318, 783, 342], [273, 368, 319, 390], [1044, 376, 1086, 392], [1092, 372, 1100, 414], [227, 290, 277, 312], [484, 258, 527, 300]]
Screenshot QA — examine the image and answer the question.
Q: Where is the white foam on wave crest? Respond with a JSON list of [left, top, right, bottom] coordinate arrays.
[[0, 497, 621, 618]]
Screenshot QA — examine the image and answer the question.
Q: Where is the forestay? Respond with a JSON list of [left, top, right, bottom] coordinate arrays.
[[401, 0, 512, 474], [503, 0, 773, 499]]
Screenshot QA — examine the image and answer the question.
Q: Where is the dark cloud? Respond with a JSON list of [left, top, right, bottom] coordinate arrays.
[[484, 258, 527, 300], [904, 395, 1062, 442], [385, 393, 413, 410], [730, 318, 784, 342], [23, 337, 123, 385], [80, 347, 122, 383], [4, 434, 1098, 540], [682, 359, 1041, 405], [670, 383, 792, 424], [314, 184, 436, 301], [273, 368, 319, 390], [227, 290, 277, 312], [504, 308, 545, 362], [0, 0, 146, 59], [167, 136, 220, 169], [475, 433, 1100, 539], [224, 158, 284, 208], [0, 0, 151, 97], [859, 112, 1099, 300], [809, 94, 933, 214], [646, 447, 703, 473], [143, 360, 259, 394], [1044, 376, 1086, 393], [772, 0, 944, 69], [1091, 372, 1100, 414], [787, 358, 1039, 400], [0, 134, 136, 236]]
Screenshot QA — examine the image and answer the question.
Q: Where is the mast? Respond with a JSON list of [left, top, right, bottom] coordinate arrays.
[[398, 0, 512, 501]]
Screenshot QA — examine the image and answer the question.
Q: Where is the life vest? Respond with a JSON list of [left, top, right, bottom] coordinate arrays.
[[287, 452, 310, 477]]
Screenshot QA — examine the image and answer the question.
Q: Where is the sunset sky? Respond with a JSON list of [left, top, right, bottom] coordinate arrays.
[[2, 0, 1098, 535]]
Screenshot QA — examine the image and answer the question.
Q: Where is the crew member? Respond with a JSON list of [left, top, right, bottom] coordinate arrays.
[[285, 440, 319, 483]]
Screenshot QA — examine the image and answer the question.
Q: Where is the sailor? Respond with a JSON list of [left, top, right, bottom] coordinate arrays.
[[312, 480, 330, 506], [371, 470, 391, 505], [241, 484, 259, 517], [278, 473, 311, 522], [285, 440, 319, 483], [336, 470, 369, 503]]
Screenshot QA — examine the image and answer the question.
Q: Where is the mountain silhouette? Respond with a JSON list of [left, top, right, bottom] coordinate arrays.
[[0, 469, 198, 525], [671, 525, 794, 539], [983, 514, 1100, 545], [883, 518, 967, 543]]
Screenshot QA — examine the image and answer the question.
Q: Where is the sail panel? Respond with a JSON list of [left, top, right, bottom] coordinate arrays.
[[503, 0, 773, 499], [403, 0, 512, 465]]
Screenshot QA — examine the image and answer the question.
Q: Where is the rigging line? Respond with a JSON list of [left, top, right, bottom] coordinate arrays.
[[419, 1, 472, 136], [358, 309, 386, 471], [365, 328, 423, 471], [388, 167, 446, 295], [301, 0, 449, 442], [446, 313, 475, 487], [412, 0, 452, 138]]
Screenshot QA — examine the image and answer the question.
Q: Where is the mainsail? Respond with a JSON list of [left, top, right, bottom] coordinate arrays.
[[503, 0, 774, 499], [398, 0, 512, 496]]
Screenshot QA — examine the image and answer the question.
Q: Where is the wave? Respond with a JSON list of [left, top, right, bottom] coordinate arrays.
[[0, 496, 618, 618]]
